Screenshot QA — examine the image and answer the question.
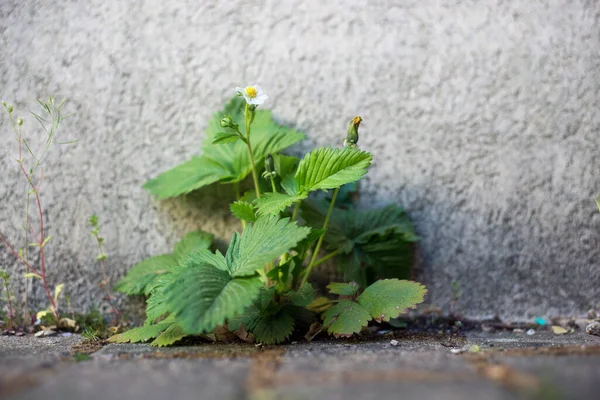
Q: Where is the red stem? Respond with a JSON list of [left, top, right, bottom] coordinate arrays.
[[17, 164, 59, 321]]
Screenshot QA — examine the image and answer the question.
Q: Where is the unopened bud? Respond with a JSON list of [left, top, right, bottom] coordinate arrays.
[[344, 116, 362, 148], [220, 115, 236, 129], [247, 104, 257, 125], [1, 101, 6, 107], [263, 154, 276, 179], [7, 105, 13, 114], [17, 118, 23, 126]]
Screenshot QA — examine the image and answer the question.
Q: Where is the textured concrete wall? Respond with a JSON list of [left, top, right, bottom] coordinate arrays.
[[1, 0, 599, 319]]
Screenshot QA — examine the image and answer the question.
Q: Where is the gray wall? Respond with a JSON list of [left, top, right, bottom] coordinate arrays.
[[1, 0, 599, 320]]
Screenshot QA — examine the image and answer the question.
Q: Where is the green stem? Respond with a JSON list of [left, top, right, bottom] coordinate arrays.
[[291, 201, 301, 222], [245, 103, 261, 199], [313, 248, 341, 268], [301, 187, 339, 286], [269, 176, 277, 193], [234, 182, 246, 230]]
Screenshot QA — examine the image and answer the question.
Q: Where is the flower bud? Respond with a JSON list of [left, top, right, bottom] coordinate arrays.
[[7, 105, 13, 113], [1, 101, 6, 107], [220, 115, 238, 130], [264, 154, 275, 176], [247, 104, 257, 125], [17, 118, 23, 126], [344, 116, 362, 148]]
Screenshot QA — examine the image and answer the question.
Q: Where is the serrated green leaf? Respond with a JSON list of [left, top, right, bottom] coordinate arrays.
[[274, 154, 299, 179], [357, 279, 427, 322], [151, 322, 187, 347], [173, 230, 213, 262], [227, 215, 310, 277], [283, 283, 315, 307], [229, 289, 296, 345], [212, 131, 242, 144], [108, 321, 173, 343], [295, 147, 372, 194], [254, 192, 305, 216], [144, 97, 305, 199], [246, 308, 295, 345], [322, 300, 371, 337], [143, 156, 232, 199], [230, 201, 257, 222], [163, 263, 262, 334], [302, 201, 418, 287], [145, 275, 176, 324], [114, 254, 179, 296], [327, 282, 359, 296], [185, 249, 229, 271], [115, 230, 213, 296]]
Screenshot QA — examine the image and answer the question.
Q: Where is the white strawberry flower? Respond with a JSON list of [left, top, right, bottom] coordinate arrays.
[[235, 84, 268, 105]]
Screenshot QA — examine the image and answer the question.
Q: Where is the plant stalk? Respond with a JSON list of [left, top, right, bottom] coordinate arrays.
[[244, 103, 261, 199], [301, 187, 339, 286]]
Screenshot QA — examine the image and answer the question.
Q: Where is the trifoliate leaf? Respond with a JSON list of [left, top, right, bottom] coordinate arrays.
[[327, 282, 359, 296], [357, 279, 427, 322], [162, 263, 262, 334], [227, 215, 310, 277], [144, 97, 305, 199], [283, 283, 315, 307], [302, 201, 417, 287], [295, 147, 372, 195], [322, 300, 371, 337], [212, 131, 241, 144], [151, 322, 187, 346], [108, 321, 173, 343], [254, 192, 306, 216], [230, 201, 257, 222]]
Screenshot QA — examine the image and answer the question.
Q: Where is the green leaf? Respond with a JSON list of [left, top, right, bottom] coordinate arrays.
[[212, 131, 241, 144], [227, 215, 310, 277], [357, 279, 427, 322], [322, 300, 371, 337], [173, 230, 213, 262], [144, 97, 305, 199], [283, 283, 315, 307], [113, 254, 178, 296], [302, 201, 418, 287], [108, 321, 173, 343], [230, 201, 257, 222], [274, 154, 299, 179], [247, 308, 295, 345], [145, 276, 175, 324], [228, 289, 296, 344], [151, 322, 187, 347], [163, 263, 262, 334], [143, 156, 232, 199], [326, 282, 359, 296], [295, 147, 372, 194], [254, 192, 305, 216], [115, 230, 213, 296]]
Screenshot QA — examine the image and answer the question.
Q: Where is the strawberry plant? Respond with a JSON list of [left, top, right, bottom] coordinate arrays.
[[110, 86, 426, 346]]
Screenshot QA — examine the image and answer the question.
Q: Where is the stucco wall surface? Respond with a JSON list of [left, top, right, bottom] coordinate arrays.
[[1, 0, 599, 319]]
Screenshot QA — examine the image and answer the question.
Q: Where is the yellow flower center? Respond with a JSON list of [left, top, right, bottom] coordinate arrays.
[[245, 86, 258, 98]]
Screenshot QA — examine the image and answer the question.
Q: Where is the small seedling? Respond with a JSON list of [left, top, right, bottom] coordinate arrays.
[[0, 98, 75, 324], [89, 215, 120, 324], [110, 87, 427, 346]]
